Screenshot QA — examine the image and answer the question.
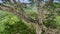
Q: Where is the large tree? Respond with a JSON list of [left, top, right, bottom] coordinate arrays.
[[0, 0, 60, 34]]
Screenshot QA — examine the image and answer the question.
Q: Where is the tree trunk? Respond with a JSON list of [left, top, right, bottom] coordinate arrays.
[[36, 25, 42, 34], [33, 23, 42, 34]]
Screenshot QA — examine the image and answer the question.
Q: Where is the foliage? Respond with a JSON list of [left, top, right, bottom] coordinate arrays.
[[0, 11, 36, 34], [27, 11, 38, 20], [54, 3, 60, 8], [56, 16, 60, 28]]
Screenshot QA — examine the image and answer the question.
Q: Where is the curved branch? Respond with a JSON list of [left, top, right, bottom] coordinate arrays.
[[0, 3, 38, 23]]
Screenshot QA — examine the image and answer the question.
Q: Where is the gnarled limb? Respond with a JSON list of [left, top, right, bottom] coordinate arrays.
[[0, 3, 38, 23]]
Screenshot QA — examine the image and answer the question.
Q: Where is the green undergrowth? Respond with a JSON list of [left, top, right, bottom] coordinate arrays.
[[0, 10, 36, 34]]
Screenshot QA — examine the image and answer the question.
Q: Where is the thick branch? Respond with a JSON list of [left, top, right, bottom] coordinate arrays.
[[0, 4, 38, 23]]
